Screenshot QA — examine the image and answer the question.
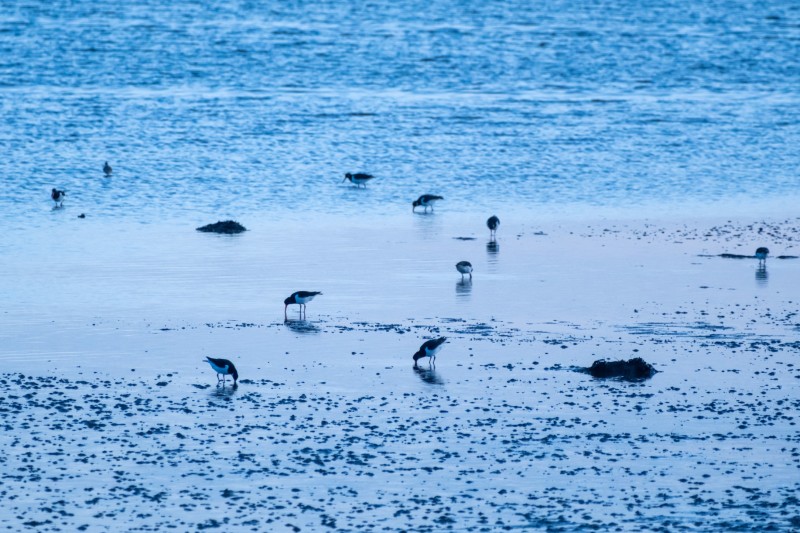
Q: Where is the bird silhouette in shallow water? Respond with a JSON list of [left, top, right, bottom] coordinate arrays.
[[103, 161, 112, 176], [456, 261, 473, 279], [487, 215, 500, 238], [205, 356, 238, 385], [412, 194, 443, 213], [755, 247, 769, 265], [343, 173, 374, 188], [51, 188, 66, 207], [284, 291, 322, 320], [413, 337, 447, 367]]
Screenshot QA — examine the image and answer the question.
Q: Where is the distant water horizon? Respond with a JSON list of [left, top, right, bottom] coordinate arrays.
[[1, 0, 798, 224]]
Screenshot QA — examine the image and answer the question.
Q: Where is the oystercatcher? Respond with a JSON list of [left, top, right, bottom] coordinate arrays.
[[103, 161, 112, 176], [284, 291, 322, 319], [343, 173, 374, 188], [412, 194, 443, 213], [205, 356, 239, 385], [51, 188, 66, 207], [755, 247, 769, 264], [487, 215, 500, 237], [456, 260, 473, 279], [413, 337, 447, 367]]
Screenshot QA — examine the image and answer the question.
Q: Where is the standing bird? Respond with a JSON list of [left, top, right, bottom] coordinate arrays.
[[51, 188, 66, 207], [205, 356, 239, 385], [103, 161, 112, 176], [412, 194, 444, 213], [413, 337, 447, 367], [456, 261, 473, 279], [487, 215, 500, 237], [755, 247, 769, 264], [284, 291, 322, 319], [343, 173, 374, 188]]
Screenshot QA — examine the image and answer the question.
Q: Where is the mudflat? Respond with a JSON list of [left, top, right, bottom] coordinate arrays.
[[1, 213, 798, 530]]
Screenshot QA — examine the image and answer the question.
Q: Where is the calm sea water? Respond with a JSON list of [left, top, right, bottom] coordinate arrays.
[[1, 0, 799, 223]]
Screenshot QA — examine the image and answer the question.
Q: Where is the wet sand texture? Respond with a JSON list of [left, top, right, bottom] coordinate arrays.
[[1, 215, 799, 530]]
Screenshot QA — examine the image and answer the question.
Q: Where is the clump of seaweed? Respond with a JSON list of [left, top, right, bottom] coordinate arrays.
[[586, 357, 657, 380], [196, 220, 247, 234]]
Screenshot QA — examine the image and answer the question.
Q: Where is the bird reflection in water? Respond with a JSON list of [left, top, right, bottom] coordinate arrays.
[[210, 383, 238, 398], [756, 264, 768, 286], [486, 239, 499, 256], [456, 278, 472, 298], [412, 209, 443, 240], [283, 319, 321, 335], [413, 365, 444, 385]]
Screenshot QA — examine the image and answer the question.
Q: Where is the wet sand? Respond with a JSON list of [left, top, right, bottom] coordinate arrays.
[[1, 212, 799, 530]]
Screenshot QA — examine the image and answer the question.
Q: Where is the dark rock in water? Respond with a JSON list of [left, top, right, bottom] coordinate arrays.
[[78, 213, 86, 219], [587, 357, 656, 380], [196, 220, 247, 234]]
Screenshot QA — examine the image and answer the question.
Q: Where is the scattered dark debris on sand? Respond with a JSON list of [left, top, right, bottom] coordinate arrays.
[[585, 357, 657, 380], [716, 253, 799, 260], [196, 220, 247, 234]]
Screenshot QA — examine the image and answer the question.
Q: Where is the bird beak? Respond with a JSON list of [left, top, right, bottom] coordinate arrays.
[[342, 177, 347, 182]]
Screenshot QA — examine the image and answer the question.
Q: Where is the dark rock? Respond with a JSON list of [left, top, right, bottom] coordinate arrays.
[[196, 220, 247, 234], [587, 357, 657, 380]]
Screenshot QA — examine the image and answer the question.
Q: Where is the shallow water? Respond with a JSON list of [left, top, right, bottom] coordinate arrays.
[[1, 0, 799, 221], [2, 215, 799, 530]]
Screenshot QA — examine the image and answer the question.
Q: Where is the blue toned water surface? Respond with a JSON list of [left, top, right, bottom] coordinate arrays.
[[0, 0, 798, 223], [2, 4, 800, 531]]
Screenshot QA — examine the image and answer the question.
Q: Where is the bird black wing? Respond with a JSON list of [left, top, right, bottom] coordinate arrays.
[[296, 291, 322, 298], [422, 337, 447, 350]]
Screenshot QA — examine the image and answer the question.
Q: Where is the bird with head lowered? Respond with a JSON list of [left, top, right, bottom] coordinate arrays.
[[413, 337, 447, 367], [205, 356, 238, 385], [284, 291, 322, 319], [412, 194, 443, 213]]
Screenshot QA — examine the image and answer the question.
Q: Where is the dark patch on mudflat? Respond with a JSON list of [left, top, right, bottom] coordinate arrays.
[[196, 220, 247, 234], [708, 253, 797, 260], [584, 357, 657, 380]]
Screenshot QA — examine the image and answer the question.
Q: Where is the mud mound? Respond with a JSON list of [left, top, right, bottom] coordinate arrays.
[[196, 220, 247, 234], [587, 357, 656, 380]]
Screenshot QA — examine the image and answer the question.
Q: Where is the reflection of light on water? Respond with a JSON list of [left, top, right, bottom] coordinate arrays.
[[755, 265, 768, 287], [456, 279, 472, 299]]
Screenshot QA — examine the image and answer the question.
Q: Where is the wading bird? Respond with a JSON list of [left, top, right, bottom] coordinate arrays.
[[284, 291, 322, 319], [343, 173, 374, 188], [412, 194, 443, 213], [413, 337, 447, 367], [487, 215, 500, 237], [205, 356, 238, 385], [51, 188, 66, 207], [456, 261, 473, 279]]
